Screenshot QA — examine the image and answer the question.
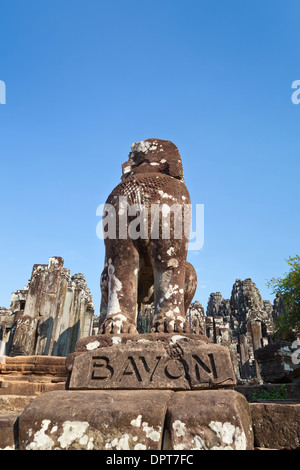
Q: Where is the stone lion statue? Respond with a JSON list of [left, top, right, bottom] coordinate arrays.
[[100, 138, 197, 334]]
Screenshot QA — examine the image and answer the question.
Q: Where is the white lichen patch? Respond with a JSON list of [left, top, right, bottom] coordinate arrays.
[[172, 420, 186, 437], [112, 336, 122, 345], [157, 190, 175, 201], [123, 166, 132, 175], [141, 422, 161, 442], [131, 141, 151, 154], [57, 421, 90, 449], [165, 284, 179, 300], [78, 435, 88, 445], [174, 443, 185, 450], [49, 257, 59, 267], [109, 313, 127, 334], [134, 443, 147, 450], [86, 341, 100, 351], [208, 421, 247, 450], [167, 258, 179, 268], [110, 434, 130, 450], [26, 420, 54, 450], [131, 415, 142, 428], [130, 417, 162, 443], [165, 310, 175, 318]]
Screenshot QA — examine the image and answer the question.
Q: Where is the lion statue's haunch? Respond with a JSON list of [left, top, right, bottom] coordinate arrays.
[[100, 138, 197, 334]]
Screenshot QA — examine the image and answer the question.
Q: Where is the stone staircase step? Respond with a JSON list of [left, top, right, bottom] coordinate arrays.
[[0, 395, 36, 413], [0, 375, 64, 383], [250, 402, 300, 450], [0, 355, 68, 377], [0, 380, 66, 396]]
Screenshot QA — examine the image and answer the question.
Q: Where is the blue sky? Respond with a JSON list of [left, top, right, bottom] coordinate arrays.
[[0, 0, 299, 315]]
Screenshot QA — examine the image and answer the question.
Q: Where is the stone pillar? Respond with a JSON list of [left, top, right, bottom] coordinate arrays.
[[186, 301, 205, 335], [7, 257, 95, 357], [52, 274, 95, 357]]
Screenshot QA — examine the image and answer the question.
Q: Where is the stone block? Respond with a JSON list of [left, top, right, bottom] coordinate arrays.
[[255, 341, 300, 383], [0, 355, 68, 377], [250, 402, 300, 450], [0, 413, 19, 450], [0, 379, 66, 396], [164, 390, 254, 450], [68, 334, 236, 390], [18, 390, 173, 450], [0, 395, 36, 413]]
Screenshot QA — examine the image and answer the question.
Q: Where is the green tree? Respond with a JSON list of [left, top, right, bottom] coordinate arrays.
[[268, 255, 300, 341]]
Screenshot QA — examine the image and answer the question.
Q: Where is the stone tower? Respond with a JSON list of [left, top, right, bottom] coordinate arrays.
[[0, 257, 95, 357]]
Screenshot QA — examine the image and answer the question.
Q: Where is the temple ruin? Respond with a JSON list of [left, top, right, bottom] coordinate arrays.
[[0, 139, 299, 451], [0, 256, 96, 358], [0, 257, 289, 387], [187, 278, 284, 384]]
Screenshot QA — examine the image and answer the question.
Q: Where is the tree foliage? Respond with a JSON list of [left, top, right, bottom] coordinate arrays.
[[267, 255, 300, 340]]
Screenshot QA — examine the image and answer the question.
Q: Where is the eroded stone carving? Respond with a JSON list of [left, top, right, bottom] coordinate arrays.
[[100, 139, 197, 335], [0, 257, 95, 357], [202, 278, 279, 384]]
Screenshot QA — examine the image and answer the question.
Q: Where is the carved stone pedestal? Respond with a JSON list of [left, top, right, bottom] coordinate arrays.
[[66, 333, 236, 391], [16, 334, 254, 450]]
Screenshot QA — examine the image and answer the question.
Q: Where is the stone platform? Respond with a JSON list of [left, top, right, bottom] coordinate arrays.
[[11, 333, 256, 450], [3, 391, 300, 450], [0, 334, 299, 449], [0, 356, 68, 398], [18, 389, 254, 450], [2, 333, 299, 450]]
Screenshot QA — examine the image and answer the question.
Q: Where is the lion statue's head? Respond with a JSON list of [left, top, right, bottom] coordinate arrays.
[[121, 138, 184, 183]]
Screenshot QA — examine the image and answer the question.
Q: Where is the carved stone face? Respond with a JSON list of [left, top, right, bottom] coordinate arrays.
[[121, 138, 184, 182]]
